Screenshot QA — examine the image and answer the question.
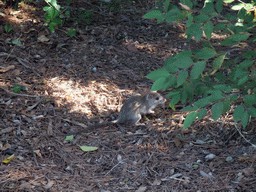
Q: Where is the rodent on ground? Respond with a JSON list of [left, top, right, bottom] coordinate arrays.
[[64, 91, 166, 135], [116, 91, 166, 125]]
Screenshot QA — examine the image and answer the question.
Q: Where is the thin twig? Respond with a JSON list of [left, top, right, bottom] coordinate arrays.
[[0, 86, 41, 98]]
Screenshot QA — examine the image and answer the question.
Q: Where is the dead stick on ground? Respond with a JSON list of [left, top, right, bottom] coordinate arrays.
[[0, 86, 42, 98]]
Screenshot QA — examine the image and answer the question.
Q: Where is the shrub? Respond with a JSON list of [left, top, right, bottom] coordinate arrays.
[[143, 0, 256, 129]]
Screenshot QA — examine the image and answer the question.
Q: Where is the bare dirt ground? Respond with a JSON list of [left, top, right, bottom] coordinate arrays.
[[0, 0, 256, 191]]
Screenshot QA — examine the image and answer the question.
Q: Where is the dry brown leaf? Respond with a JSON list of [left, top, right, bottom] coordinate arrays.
[[179, 3, 191, 11]]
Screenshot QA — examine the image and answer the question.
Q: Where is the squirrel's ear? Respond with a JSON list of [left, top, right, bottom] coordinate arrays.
[[146, 92, 154, 100]]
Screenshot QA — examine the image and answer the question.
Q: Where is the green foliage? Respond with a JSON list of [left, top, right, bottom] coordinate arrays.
[[143, 0, 256, 129], [13, 84, 28, 92], [43, 0, 62, 32], [67, 29, 76, 36], [12, 38, 22, 46], [4, 24, 13, 33], [99, 0, 122, 12]]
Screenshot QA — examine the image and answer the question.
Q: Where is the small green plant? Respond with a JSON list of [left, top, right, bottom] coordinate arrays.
[[12, 38, 22, 46], [43, 0, 62, 32], [43, 0, 93, 36], [143, 0, 256, 129], [100, 0, 121, 12], [4, 24, 13, 33], [13, 84, 28, 93], [67, 28, 76, 36], [78, 10, 93, 24]]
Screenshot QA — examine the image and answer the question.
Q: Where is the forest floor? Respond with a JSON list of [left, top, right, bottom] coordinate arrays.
[[0, 0, 256, 191]]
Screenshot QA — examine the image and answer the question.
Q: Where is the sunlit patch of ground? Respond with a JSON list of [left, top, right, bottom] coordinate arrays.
[[46, 77, 133, 117]]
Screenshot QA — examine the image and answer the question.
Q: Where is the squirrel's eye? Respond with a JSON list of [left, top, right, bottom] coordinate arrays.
[[155, 97, 159, 100]]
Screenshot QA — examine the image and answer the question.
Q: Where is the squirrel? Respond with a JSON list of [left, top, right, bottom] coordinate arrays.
[[63, 91, 166, 135]]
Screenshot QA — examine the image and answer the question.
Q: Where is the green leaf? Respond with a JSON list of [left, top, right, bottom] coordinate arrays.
[[222, 99, 230, 114], [180, 91, 188, 104], [195, 47, 216, 59], [186, 23, 202, 42], [202, 41, 213, 49], [244, 95, 256, 105], [43, 6, 51, 12], [221, 33, 250, 45], [181, 0, 193, 9], [213, 54, 226, 70], [233, 105, 244, 123], [194, 98, 211, 108], [12, 39, 22, 46], [49, 23, 56, 32], [164, 0, 172, 11], [13, 84, 22, 92], [248, 106, 256, 117], [214, 84, 232, 92], [232, 3, 253, 11], [52, 18, 62, 25], [166, 91, 180, 98], [243, 51, 256, 58], [173, 51, 193, 68], [146, 69, 170, 81], [216, 0, 223, 13], [164, 57, 179, 73], [186, 14, 193, 27], [194, 14, 209, 23], [238, 8, 247, 20], [238, 60, 254, 69], [237, 75, 248, 86], [214, 23, 226, 31], [66, 0, 72, 5], [231, 4, 243, 11], [202, 2, 216, 15], [183, 112, 198, 129], [65, 135, 74, 141], [4, 24, 8, 32], [241, 112, 249, 128], [203, 21, 213, 39], [230, 94, 238, 103], [186, 85, 194, 101], [194, 29, 203, 42], [67, 29, 76, 36], [234, 68, 247, 79], [49, 0, 61, 11], [207, 90, 223, 102], [142, 10, 162, 19], [169, 94, 180, 110], [215, 72, 227, 82], [244, 12, 254, 23], [190, 61, 206, 79], [177, 70, 188, 86], [151, 77, 167, 91], [79, 145, 98, 152], [162, 76, 176, 91], [157, 14, 166, 24], [166, 6, 181, 23], [211, 102, 223, 120], [224, 13, 237, 20], [197, 108, 207, 120], [220, 39, 235, 46], [223, 0, 235, 2], [181, 105, 199, 111], [231, 33, 250, 41]]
